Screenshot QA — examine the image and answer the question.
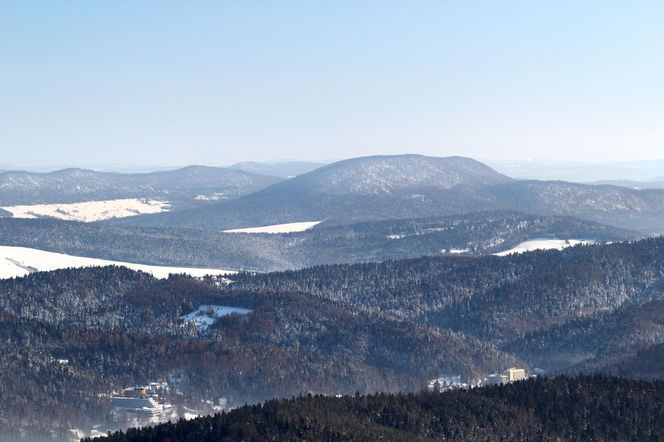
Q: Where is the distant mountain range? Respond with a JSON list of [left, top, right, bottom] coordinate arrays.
[[588, 179, 664, 190], [110, 155, 664, 233], [487, 159, 664, 182], [0, 166, 281, 207], [109, 155, 513, 229], [229, 160, 326, 178], [4, 155, 664, 232]]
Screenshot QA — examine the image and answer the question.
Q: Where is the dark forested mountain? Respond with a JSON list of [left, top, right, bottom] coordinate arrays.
[[88, 375, 664, 442], [3, 229, 664, 439], [108, 155, 664, 232], [0, 267, 516, 441], [0, 166, 281, 207], [293, 211, 636, 265], [230, 237, 664, 372], [0, 211, 637, 272], [228, 161, 325, 178], [506, 299, 664, 374], [274, 155, 513, 192], [490, 180, 664, 232]]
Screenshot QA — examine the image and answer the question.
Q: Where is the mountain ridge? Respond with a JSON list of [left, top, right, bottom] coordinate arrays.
[[0, 165, 282, 207], [110, 155, 664, 232]]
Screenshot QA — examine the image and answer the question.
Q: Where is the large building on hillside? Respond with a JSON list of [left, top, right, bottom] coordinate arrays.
[[506, 367, 526, 382], [485, 368, 527, 386]]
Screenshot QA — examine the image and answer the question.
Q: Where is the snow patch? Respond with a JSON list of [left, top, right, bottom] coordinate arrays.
[[181, 305, 252, 331], [495, 239, 594, 256], [0, 246, 235, 280], [387, 227, 450, 241], [224, 221, 321, 234], [387, 234, 407, 240], [1, 198, 170, 222], [194, 193, 226, 201]]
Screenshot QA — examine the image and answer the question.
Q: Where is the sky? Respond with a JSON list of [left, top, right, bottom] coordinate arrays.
[[1, 1, 663, 168]]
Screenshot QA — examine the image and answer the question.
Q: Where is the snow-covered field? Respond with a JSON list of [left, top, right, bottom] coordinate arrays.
[[223, 221, 321, 234], [181, 305, 253, 331], [1, 198, 170, 222], [0, 246, 235, 280], [495, 239, 593, 256]]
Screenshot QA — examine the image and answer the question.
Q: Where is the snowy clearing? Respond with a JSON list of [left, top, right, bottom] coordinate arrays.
[[387, 234, 407, 240], [495, 239, 594, 256], [181, 305, 253, 331], [0, 246, 235, 280], [223, 221, 321, 234], [386, 227, 450, 241], [1, 198, 170, 222]]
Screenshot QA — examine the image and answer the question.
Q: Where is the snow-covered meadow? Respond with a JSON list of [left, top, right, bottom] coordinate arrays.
[[223, 221, 321, 234], [0, 246, 235, 280], [495, 239, 593, 256], [1, 198, 170, 222]]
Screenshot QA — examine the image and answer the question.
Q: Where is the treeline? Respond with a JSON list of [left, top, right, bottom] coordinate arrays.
[[86, 375, 664, 442]]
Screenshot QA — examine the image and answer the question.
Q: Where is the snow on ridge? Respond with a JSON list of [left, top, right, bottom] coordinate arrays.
[[181, 305, 253, 331], [1, 198, 170, 222], [223, 221, 321, 234], [494, 239, 594, 256], [0, 246, 235, 280]]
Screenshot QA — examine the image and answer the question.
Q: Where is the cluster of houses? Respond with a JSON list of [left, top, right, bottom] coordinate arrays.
[[428, 367, 531, 392]]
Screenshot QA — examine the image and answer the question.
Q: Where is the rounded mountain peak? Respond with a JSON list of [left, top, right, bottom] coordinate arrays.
[[284, 155, 513, 195]]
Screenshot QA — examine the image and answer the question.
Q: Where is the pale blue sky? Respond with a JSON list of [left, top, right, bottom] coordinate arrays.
[[1, 1, 663, 167]]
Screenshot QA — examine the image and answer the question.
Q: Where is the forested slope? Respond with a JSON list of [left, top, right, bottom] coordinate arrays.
[[87, 375, 664, 442], [0, 211, 635, 271]]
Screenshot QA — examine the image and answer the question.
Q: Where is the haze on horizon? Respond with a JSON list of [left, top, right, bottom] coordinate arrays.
[[1, 1, 663, 168]]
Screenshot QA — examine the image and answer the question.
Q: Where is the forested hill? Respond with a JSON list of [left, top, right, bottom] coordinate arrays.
[[0, 267, 516, 441], [86, 375, 664, 442], [230, 236, 664, 341], [5, 237, 664, 439], [0, 166, 281, 206], [229, 236, 664, 374], [0, 211, 636, 272]]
